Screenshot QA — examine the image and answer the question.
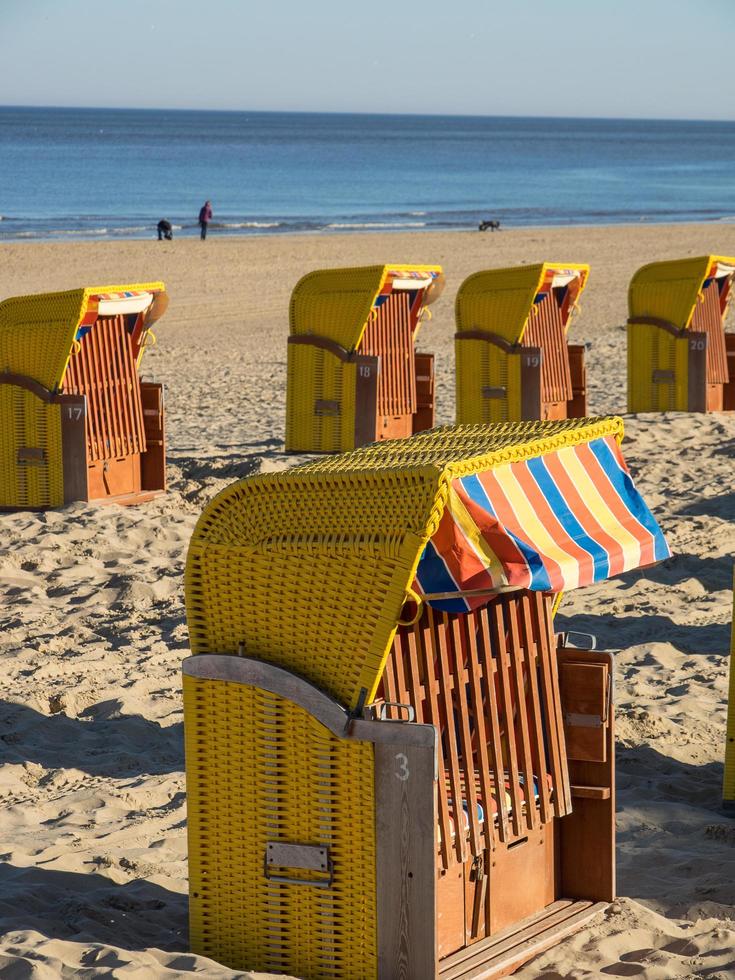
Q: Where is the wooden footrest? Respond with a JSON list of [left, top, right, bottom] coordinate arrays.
[[439, 899, 607, 980]]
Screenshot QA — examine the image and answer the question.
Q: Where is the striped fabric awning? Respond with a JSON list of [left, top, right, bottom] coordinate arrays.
[[416, 434, 670, 612], [75, 290, 155, 340]]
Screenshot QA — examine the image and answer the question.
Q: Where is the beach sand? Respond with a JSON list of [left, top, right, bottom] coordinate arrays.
[[1, 223, 734, 978]]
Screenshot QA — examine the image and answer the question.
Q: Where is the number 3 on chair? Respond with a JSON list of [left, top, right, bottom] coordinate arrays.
[[395, 752, 410, 781]]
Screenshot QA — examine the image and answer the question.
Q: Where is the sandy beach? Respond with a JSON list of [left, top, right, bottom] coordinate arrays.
[[1, 222, 735, 978]]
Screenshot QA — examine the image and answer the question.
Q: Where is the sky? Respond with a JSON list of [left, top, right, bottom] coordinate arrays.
[[1, 0, 733, 120]]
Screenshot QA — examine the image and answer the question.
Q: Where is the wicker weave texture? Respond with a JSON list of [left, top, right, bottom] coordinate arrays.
[[455, 338, 521, 425], [186, 417, 624, 710], [184, 675, 377, 979], [0, 385, 63, 508], [627, 325, 688, 412], [285, 343, 356, 453], [289, 265, 387, 349], [0, 289, 87, 391]]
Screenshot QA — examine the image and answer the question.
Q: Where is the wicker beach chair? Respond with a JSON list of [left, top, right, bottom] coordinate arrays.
[[0, 283, 168, 509], [182, 416, 669, 979], [627, 256, 735, 412], [285, 264, 444, 453], [455, 263, 589, 425]]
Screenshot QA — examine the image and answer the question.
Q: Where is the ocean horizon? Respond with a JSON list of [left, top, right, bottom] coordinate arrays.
[[1, 105, 734, 242]]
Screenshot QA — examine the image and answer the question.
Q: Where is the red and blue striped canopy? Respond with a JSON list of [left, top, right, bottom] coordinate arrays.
[[416, 434, 669, 612]]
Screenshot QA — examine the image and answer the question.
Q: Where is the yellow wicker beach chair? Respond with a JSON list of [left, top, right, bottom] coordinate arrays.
[[0, 283, 168, 509], [723, 571, 735, 813], [183, 416, 669, 979], [455, 263, 589, 425], [285, 264, 443, 453], [627, 255, 735, 412]]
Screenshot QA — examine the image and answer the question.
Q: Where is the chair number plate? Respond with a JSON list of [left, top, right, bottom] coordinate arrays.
[[359, 365, 373, 378], [523, 354, 541, 368], [395, 752, 410, 781], [64, 406, 84, 421], [689, 338, 705, 351]]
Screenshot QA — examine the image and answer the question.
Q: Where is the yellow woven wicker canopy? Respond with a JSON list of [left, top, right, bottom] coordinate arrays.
[[455, 262, 589, 345], [0, 282, 166, 392], [289, 264, 443, 352], [186, 416, 635, 712], [628, 255, 735, 331]]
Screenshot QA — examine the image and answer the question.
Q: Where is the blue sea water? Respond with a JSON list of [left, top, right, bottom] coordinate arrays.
[[0, 106, 733, 241]]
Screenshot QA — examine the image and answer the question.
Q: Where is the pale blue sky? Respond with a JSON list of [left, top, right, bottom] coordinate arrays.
[[1, 0, 733, 119]]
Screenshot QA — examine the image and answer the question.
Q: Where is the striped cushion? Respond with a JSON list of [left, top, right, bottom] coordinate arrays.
[[444, 773, 554, 840]]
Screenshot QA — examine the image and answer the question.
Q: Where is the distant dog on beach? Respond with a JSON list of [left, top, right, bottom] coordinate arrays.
[[478, 219, 501, 232]]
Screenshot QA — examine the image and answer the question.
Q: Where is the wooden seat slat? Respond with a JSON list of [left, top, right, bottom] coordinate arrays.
[[505, 596, 538, 831], [414, 615, 452, 868], [520, 593, 553, 823], [435, 611, 468, 865], [474, 606, 511, 844], [490, 600, 524, 837], [449, 614, 483, 857], [462, 612, 497, 853]]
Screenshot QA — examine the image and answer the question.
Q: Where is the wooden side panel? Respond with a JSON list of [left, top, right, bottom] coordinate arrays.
[[413, 352, 435, 433], [87, 453, 142, 500], [566, 344, 587, 418], [353, 354, 380, 447], [687, 333, 708, 413], [437, 866, 466, 960], [724, 333, 735, 411], [519, 348, 543, 421], [557, 648, 615, 903], [488, 824, 556, 935], [706, 383, 724, 412], [375, 739, 438, 980], [59, 394, 89, 503], [140, 382, 166, 492]]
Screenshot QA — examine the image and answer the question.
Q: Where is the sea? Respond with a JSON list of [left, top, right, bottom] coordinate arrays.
[[1, 106, 733, 242]]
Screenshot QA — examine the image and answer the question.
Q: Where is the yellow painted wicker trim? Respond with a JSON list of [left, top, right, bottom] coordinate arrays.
[[455, 262, 590, 347], [628, 255, 735, 333], [0, 282, 165, 391], [724, 569, 735, 806], [184, 675, 377, 978], [186, 417, 623, 711]]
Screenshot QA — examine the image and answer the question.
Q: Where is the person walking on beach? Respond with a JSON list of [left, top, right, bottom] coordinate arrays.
[[198, 200, 212, 240], [157, 219, 173, 240]]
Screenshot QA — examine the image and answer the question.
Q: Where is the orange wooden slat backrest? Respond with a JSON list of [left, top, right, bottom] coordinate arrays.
[[382, 592, 571, 872], [359, 292, 417, 418], [524, 292, 573, 404], [690, 279, 729, 384], [63, 315, 146, 463]]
